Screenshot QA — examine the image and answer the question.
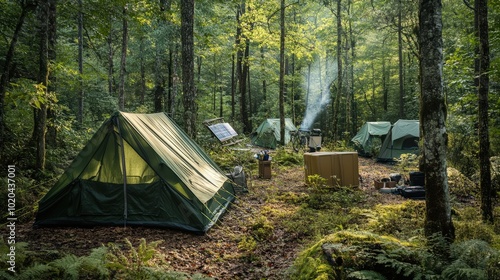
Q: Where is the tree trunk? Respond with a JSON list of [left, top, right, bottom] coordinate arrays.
[[333, 0, 342, 142], [181, 0, 196, 138], [34, 0, 49, 172], [279, 0, 286, 146], [475, 0, 492, 223], [398, 0, 405, 119], [0, 1, 35, 153], [118, 5, 128, 111], [231, 53, 235, 122], [46, 0, 57, 147], [107, 31, 114, 96], [419, 0, 455, 248], [77, 0, 84, 125]]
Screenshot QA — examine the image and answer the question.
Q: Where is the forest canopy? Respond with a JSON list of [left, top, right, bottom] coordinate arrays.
[[0, 0, 499, 177]]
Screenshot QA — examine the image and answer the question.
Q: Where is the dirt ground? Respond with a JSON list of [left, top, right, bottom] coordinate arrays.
[[16, 157, 403, 279]]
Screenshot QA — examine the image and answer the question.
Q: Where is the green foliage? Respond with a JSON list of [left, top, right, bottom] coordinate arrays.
[[355, 200, 426, 239], [453, 207, 500, 246], [290, 230, 500, 280], [249, 215, 274, 241], [106, 238, 166, 279], [272, 148, 304, 166]]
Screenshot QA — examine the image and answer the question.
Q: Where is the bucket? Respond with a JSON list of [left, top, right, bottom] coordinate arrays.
[[409, 171, 425, 186]]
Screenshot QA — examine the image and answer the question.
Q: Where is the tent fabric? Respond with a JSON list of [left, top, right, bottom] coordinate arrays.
[[35, 112, 235, 233], [351, 121, 391, 156], [251, 118, 297, 149], [377, 119, 420, 162]]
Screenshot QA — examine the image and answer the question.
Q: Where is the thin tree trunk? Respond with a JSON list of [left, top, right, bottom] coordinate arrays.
[[419, 0, 455, 249], [107, 31, 114, 96], [46, 0, 57, 147], [279, 0, 286, 146], [181, 0, 196, 138], [34, 0, 49, 172], [333, 0, 342, 142], [231, 54, 235, 122], [77, 0, 84, 125], [398, 0, 405, 118], [476, 0, 492, 223], [118, 5, 128, 111]]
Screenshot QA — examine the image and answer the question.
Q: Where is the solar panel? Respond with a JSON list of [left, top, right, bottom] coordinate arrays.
[[208, 123, 238, 142]]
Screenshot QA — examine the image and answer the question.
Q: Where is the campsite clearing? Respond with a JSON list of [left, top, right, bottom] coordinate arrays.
[[17, 157, 403, 279]]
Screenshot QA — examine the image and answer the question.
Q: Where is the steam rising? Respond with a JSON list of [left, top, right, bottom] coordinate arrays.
[[300, 58, 338, 130]]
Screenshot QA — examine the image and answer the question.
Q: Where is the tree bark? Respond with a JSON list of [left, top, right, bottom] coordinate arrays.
[[333, 0, 342, 142], [419, 0, 455, 246], [475, 0, 492, 223], [34, 0, 49, 172], [77, 0, 84, 125], [279, 0, 286, 146], [46, 0, 57, 147], [181, 0, 197, 138], [398, 0, 405, 119], [118, 5, 128, 111]]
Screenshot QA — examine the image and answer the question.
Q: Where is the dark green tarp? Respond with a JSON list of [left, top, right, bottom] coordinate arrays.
[[35, 112, 235, 233]]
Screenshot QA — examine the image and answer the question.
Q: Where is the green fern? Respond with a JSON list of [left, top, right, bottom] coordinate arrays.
[[17, 263, 59, 280]]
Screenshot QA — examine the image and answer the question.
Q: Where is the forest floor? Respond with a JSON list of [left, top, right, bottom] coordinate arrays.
[[17, 156, 407, 279]]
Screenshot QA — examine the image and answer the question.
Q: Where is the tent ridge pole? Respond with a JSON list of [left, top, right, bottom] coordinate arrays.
[[117, 115, 128, 228]]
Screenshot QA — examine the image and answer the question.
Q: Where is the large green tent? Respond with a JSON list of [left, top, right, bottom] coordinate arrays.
[[351, 121, 391, 157], [377, 119, 420, 162], [250, 118, 297, 149], [35, 112, 235, 233]]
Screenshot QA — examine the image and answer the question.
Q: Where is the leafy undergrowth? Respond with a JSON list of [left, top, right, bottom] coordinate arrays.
[[3, 151, 500, 279]]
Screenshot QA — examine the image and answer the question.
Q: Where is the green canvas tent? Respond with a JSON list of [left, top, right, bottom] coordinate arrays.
[[351, 121, 391, 157], [35, 112, 235, 233], [251, 118, 297, 149], [377, 119, 420, 162]]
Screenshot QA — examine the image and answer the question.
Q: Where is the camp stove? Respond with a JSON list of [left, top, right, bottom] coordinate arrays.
[[308, 128, 322, 152]]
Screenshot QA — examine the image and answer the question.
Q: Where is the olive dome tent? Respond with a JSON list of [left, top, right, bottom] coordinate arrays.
[[351, 121, 391, 157], [35, 112, 236, 233], [251, 118, 297, 149], [377, 119, 420, 162]]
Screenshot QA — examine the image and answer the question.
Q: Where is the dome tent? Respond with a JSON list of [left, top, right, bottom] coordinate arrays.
[[251, 118, 297, 149], [35, 112, 235, 233], [351, 121, 391, 157], [377, 119, 420, 162]]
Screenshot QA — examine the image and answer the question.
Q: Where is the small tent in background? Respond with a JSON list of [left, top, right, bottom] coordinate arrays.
[[377, 119, 420, 162], [251, 118, 297, 149], [35, 112, 235, 234], [351, 121, 391, 157]]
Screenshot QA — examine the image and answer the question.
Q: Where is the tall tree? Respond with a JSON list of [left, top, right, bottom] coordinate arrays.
[[397, 0, 404, 118], [77, 0, 84, 125], [333, 0, 342, 142], [279, 0, 286, 146], [118, 4, 128, 111], [475, 0, 492, 223], [419, 0, 455, 247], [34, 0, 50, 172], [181, 0, 196, 138]]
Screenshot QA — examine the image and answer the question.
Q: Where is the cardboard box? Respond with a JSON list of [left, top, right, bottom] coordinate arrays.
[[258, 160, 272, 179], [304, 152, 359, 186]]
